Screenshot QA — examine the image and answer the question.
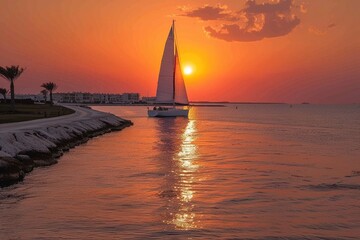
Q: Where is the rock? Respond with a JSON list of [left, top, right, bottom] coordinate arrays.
[[15, 154, 31, 161], [52, 150, 64, 159], [0, 151, 11, 158], [18, 150, 52, 160], [15, 155, 34, 173], [33, 157, 58, 167], [0, 157, 25, 187]]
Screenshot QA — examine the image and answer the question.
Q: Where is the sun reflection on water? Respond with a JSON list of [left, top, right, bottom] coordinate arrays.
[[158, 119, 199, 230], [172, 120, 198, 230]]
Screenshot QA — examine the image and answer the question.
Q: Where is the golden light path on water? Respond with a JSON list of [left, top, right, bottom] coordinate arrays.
[[167, 120, 198, 230]]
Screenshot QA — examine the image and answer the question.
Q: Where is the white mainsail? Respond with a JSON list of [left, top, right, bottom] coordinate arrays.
[[155, 22, 189, 105]]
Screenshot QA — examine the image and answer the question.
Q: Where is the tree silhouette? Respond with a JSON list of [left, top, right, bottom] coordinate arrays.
[[40, 89, 48, 102], [0, 88, 8, 102], [0, 65, 25, 111], [41, 82, 58, 104]]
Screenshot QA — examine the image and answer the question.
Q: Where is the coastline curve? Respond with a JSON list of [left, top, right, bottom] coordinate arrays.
[[0, 105, 132, 187]]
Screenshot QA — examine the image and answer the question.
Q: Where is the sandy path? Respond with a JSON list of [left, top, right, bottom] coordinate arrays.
[[0, 105, 107, 133]]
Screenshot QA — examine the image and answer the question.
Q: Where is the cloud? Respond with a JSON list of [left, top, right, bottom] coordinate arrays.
[[180, 0, 301, 42], [243, 0, 294, 14], [178, 4, 239, 21]]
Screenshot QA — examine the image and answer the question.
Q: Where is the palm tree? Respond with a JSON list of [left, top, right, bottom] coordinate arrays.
[[40, 89, 48, 102], [0, 88, 8, 102], [0, 65, 25, 111], [41, 82, 58, 104]]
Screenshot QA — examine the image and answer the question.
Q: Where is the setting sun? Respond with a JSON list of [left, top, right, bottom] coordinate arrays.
[[184, 66, 193, 75]]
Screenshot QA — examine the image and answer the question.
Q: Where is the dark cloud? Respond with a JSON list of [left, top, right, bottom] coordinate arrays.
[[181, 0, 301, 42], [179, 4, 239, 21], [244, 0, 293, 14], [328, 23, 336, 28], [205, 16, 300, 42]]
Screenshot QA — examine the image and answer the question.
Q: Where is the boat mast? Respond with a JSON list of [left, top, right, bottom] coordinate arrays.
[[172, 20, 176, 105]]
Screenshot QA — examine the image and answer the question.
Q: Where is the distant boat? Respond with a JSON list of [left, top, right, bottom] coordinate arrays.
[[148, 21, 189, 117]]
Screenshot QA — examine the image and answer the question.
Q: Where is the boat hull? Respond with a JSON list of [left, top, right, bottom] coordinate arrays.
[[148, 108, 189, 117]]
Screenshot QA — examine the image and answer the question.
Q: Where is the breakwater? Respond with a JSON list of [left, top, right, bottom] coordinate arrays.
[[0, 108, 132, 187]]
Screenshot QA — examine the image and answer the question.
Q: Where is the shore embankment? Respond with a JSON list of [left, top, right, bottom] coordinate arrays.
[[0, 105, 132, 187]]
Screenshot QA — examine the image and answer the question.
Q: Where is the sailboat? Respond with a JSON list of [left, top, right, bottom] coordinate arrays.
[[148, 21, 189, 117]]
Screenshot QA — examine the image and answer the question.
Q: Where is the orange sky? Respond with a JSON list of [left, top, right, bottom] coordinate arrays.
[[0, 0, 359, 103]]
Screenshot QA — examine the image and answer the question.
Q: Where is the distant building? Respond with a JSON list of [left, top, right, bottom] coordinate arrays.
[[51, 92, 140, 104], [122, 93, 139, 103], [52, 93, 63, 102], [142, 96, 156, 104], [16, 92, 141, 104], [108, 94, 123, 103]]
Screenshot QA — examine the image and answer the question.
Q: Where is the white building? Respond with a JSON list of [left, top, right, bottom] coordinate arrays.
[[142, 96, 156, 104], [122, 93, 140, 103], [15, 92, 141, 104], [53, 92, 140, 104]]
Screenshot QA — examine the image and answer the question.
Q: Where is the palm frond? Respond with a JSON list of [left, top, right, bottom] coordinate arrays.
[[0, 88, 8, 94], [41, 82, 58, 91], [0, 65, 25, 81]]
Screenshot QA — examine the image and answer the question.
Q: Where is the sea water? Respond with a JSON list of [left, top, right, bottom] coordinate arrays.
[[1, 104, 359, 239]]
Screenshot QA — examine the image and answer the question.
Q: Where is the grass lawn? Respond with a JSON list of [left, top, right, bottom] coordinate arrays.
[[0, 103, 75, 124]]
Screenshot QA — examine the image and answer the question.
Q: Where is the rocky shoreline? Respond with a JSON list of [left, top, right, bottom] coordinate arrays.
[[0, 111, 132, 187]]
